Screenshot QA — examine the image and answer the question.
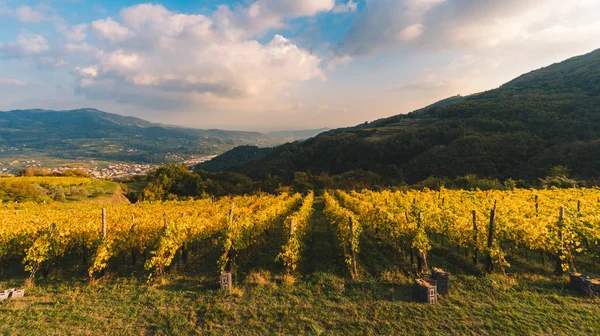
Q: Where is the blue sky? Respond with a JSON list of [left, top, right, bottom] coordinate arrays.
[[1, 0, 599, 131]]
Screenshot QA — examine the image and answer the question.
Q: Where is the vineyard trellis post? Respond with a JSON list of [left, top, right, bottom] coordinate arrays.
[[225, 202, 235, 273], [417, 212, 427, 272], [102, 207, 107, 239], [555, 206, 565, 275], [290, 219, 296, 237], [348, 216, 358, 279], [472, 210, 478, 265], [486, 208, 496, 272], [131, 215, 136, 266]]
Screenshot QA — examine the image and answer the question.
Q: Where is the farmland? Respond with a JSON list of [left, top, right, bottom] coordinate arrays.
[[1, 188, 599, 334]]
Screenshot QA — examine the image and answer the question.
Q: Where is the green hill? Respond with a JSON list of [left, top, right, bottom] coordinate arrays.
[[228, 48, 600, 184], [195, 145, 273, 172], [0, 108, 279, 163]]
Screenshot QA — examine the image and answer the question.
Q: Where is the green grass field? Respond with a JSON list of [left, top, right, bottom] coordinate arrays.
[[1, 198, 598, 335]]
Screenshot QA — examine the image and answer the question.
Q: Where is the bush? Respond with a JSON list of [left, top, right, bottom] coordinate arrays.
[[69, 186, 89, 198], [90, 187, 105, 197]]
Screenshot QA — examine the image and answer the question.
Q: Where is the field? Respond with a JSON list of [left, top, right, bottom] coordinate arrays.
[[1, 189, 600, 335], [0, 176, 123, 203]]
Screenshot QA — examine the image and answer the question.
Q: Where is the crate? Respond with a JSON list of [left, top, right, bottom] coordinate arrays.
[[11, 289, 24, 299], [432, 268, 450, 295], [414, 278, 437, 304], [220, 272, 233, 291]]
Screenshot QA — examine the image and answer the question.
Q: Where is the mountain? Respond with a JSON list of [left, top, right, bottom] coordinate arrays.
[[195, 128, 329, 171], [267, 128, 330, 141], [224, 48, 600, 184], [195, 146, 273, 172], [0, 108, 280, 163]]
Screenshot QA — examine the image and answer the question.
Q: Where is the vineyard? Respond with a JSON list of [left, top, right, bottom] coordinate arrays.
[[1, 188, 600, 334], [1, 188, 600, 281]]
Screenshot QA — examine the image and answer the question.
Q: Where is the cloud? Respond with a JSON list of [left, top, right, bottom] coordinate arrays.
[[398, 24, 424, 41], [61, 23, 88, 42], [333, 0, 358, 13], [0, 32, 49, 57], [15, 5, 46, 23], [213, 0, 335, 38], [0, 32, 66, 68], [0, 77, 28, 87], [337, 0, 600, 55], [67, 3, 325, 109], [327, 55, 352, 69], [91, 17, 134, 42]]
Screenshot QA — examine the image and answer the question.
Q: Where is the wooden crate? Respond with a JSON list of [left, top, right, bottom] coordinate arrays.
[[220, 272, 233, 291], [414, 278, 437, 304], [11, 289, 24, 299], [432, 268, 450, 295]]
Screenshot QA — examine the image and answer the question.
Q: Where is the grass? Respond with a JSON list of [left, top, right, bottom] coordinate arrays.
[[1, 273, 598, 335], [1, 197, 599, 335]]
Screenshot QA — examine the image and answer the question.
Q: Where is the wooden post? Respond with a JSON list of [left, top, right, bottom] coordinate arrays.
[[417, 213, 425, 272], [225, 202, 235, 272], [577, 200, 581, 212], [555, 207, 565, 275], [290, 219, 296, 237], [102, 208, 106, 238], [131, 215, 136, 266], [486, 208, 496, 272], [472, 210, 478, 265], [535, 195, 539, 215], [229, 202, 235, 227], [349, 216, 358, 279]]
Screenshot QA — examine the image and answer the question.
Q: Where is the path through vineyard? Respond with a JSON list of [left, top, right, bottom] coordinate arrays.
[[301, 197, 346, 275]]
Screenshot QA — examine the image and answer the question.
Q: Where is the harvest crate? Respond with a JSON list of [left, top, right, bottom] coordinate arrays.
[[432, 268, 450, 295], [0, 288, 25, 301], [414, 278, 437, 304], [11, 289, 25, 299], [220, 272, 233, 291]]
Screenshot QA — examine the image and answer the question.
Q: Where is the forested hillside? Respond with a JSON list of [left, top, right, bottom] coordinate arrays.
[[228, 49, 600, 184]]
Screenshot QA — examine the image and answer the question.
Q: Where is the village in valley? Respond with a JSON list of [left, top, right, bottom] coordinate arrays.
[[0, 155, 216, 178]]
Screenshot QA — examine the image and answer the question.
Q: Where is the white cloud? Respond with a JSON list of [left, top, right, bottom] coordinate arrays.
[[213, 0, 335, 38], [338, 0, 600, 55], [0, 32, 49, 57], [67, 3, 325, 109], [333, 1, 358, 14], [15, 5, 46, 23], [0, 77, 28, 87], [63, 24, 88, 42], [398, 24, 424, 41], [91, 17, 134, 42], [328, 55, 352, 69]]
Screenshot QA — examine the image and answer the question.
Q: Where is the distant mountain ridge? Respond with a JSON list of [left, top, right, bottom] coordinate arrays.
[[267, 128, 330, 141], [221, 48, 600, 184], [0, 108, 280, 162]]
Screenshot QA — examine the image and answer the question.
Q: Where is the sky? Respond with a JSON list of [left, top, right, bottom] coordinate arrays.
[[0, 0, 599, 131]]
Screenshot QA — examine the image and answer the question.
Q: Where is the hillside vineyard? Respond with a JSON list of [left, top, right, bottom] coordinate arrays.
[[2, 188, 598, 280]]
